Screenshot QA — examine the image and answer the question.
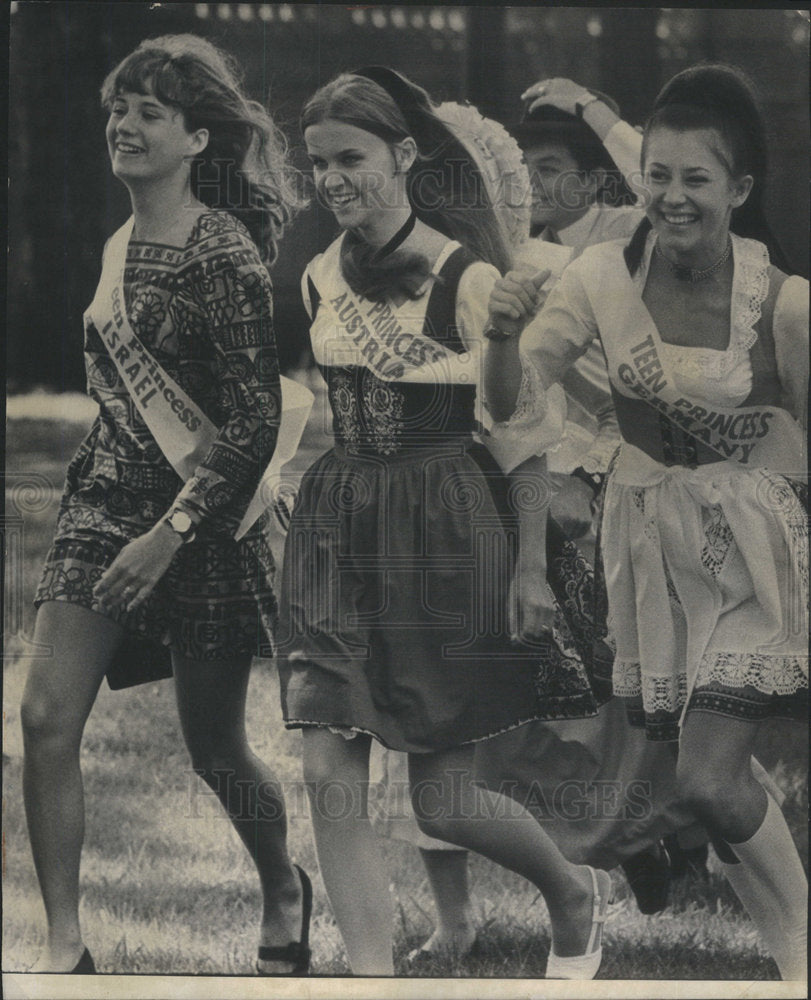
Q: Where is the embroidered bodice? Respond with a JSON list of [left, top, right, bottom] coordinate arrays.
[[306, 242, 481, 458]]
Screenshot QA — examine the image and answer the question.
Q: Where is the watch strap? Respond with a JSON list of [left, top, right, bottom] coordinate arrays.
[[164, 506, 196, 544], [575, 92, 599, 118]]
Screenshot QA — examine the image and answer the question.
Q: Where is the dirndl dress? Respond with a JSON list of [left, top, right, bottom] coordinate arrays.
[[522, 234, 809, 743], [277, 239, 600, 753], [35, 211, 279, 670]]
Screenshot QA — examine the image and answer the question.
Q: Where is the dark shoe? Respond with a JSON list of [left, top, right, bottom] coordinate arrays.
[[406, 947, 440, 973], [621, 842, 671, 914], [256, 864, 312, 976], [70, 948, 96, 974], [664, 835, 710, 881]]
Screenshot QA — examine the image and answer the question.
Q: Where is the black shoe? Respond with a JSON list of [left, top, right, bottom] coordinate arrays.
[[664, 835, 710, 881], [620, 842, 671, 914], [70, 948, 96, 974], [256, 864, 312, 976]]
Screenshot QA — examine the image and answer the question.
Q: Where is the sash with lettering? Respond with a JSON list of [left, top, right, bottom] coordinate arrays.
[[85, 217, 314, 538], [306, 236, 481, 385], [582, 241, 806, 476]]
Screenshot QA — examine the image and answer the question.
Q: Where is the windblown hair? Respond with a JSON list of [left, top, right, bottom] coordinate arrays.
[[301, 67, 513, 301], [625, 62, 792, 274], [102, 34, 303, 265]]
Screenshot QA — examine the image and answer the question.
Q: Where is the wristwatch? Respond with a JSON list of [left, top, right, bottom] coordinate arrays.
[[575, 92, 600, 119], [164, 507, 196, 545]]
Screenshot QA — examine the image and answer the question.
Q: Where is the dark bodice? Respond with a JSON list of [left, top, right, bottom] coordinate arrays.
[[313, 246, 479, 458]]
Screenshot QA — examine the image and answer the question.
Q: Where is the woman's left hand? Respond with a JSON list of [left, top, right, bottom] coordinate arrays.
[[94, 522, 183, 613]]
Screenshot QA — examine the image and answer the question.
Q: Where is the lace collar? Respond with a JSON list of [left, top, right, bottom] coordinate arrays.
[[635, 230, 770, 380]]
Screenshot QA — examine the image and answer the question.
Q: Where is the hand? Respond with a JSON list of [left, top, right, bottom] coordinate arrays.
[[94, 521, 183, 613], [521, 77, 594, 117], [549, 473, 595, 539], [488, 267, 550, 337], [509, 560, 556, 643]]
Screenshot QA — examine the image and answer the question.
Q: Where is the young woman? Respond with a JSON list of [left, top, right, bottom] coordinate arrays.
[[21, 35, 310, 976], [276, 66, 611, 979], [487, 63, 808, 981]]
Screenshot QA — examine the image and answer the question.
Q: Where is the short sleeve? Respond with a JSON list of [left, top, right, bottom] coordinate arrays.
[[301, 255, 324, 322], [455, 261, 500, 352]]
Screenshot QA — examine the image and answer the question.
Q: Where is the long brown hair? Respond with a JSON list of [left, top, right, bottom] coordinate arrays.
[[102, 34, 303, 265], [302, 67, 512, 300]]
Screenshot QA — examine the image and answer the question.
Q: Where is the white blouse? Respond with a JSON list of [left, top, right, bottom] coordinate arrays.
[[521, 232, 809, 427]]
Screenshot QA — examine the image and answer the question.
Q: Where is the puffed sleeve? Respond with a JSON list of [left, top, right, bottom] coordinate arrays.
[[558, 344, 621, 474], [454, 260, 500, 353], [457, 261, 567, 472], [172, 231, 281, 533], [773, 274, 809, 429], [521, 258, 600, 390], [300, 255, 324, 322]]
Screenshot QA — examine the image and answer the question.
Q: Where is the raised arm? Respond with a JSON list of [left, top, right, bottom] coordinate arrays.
[[521, 77, 646, 202]]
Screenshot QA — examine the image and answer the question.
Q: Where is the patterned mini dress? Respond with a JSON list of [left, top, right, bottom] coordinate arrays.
[[36, 211, 279, 664]]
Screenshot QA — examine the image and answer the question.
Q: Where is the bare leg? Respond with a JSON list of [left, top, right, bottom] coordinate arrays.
[[409, 747, 602, 958], [21, 602, 124, 971], [678, 711, 807, 980], [301, 729, 393, 975], [414, 848, 476, 957], [172, 653, 302, 974], [677, 712, 772, 845]]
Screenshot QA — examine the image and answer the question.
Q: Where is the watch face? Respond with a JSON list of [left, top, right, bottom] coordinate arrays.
[[169, 509, 193, 534]]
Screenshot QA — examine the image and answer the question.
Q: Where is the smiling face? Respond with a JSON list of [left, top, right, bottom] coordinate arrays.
[[523, 141, 599, 233], [105, 86, 208, 188], [304, 119, 414, 235], [643, 126, 753, 266]]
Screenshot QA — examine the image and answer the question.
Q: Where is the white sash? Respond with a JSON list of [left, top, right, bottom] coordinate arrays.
[[585, 246, 806, 476], [86, 218, 313, 539], [307, 238, 481, 386]]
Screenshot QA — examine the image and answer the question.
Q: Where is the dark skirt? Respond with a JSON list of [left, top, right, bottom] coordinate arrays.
[[277, 440, 601, 753]]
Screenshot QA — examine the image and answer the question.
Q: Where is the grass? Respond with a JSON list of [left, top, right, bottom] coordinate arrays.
[[2, 394, 808, 986]]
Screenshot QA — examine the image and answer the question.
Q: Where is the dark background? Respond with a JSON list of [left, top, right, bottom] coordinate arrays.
[[7, 3, 810, 392]]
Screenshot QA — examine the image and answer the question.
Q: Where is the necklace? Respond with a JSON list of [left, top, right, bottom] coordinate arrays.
[[370, 210, 417, 262], [656, 237, 732, 282]]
